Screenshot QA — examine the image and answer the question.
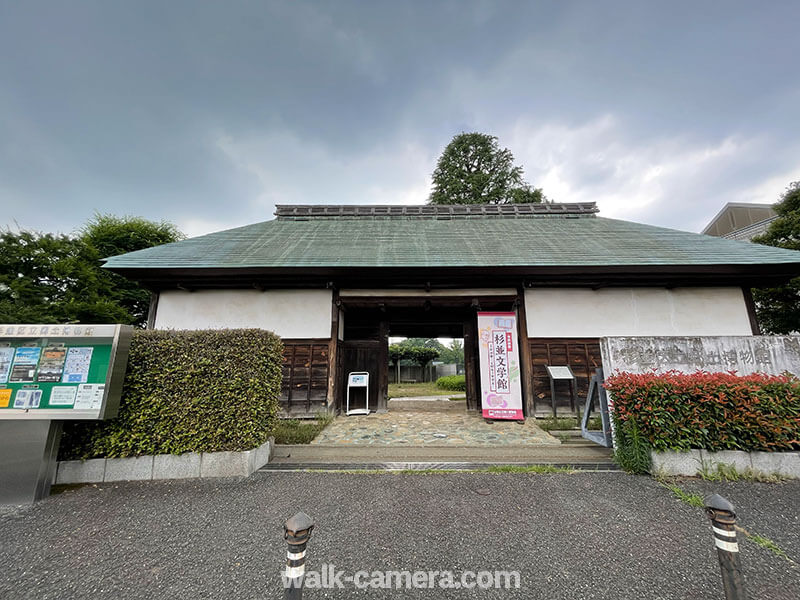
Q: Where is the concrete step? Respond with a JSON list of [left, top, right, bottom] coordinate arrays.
[[270, 443, 614, 465], [260, 461, 620, 472]]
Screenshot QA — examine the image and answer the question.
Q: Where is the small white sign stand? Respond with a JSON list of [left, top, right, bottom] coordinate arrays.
[[346, 371, 370, 416], [545, 365, 577, 417]]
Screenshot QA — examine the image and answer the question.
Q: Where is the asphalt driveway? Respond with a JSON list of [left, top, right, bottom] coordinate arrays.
[[1, 472, 798, 599]]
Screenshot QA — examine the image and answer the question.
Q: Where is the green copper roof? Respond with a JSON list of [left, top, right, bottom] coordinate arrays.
[[103, 204, 800, 270]]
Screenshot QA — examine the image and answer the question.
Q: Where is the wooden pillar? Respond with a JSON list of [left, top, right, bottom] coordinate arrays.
[[327, 292, 341, 413], [463, 317, 480, 412], [146, 291, 159, 330], [742, 287, 761, 335], [377, 320, 389, 412], [515, 289, 535, 418]]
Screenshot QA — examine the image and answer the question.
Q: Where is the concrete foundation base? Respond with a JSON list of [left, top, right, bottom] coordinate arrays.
[[651, 449, 800, 478], [56, 438, 274, 484]]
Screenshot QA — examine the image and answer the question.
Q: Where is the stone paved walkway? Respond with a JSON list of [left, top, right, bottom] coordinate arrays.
[[311, 410, 560, 446]]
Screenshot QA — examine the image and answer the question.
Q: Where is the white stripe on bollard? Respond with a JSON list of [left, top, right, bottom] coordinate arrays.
[[715, 538, 739, 553], [287, 550, 306, 560], [285, 565, 305, 578], [713, 526, 737, 539]]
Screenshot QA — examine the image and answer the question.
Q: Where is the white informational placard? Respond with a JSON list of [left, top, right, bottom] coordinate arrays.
[[477, 312, 524, 420], [545, 366, 575, 380], [73, 384, 105, 411], [348, 373, 368, 387], [49, 387, 77, 406]]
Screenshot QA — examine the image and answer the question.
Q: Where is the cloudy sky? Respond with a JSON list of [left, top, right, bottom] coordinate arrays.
[[1, 1, 799, 238]]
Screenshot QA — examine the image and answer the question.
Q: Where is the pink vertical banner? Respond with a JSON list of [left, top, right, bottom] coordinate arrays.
[[477, 311, 524, 420]]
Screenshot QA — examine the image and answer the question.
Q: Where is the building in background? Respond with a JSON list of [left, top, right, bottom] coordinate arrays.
[[703, 202, 777, 241]]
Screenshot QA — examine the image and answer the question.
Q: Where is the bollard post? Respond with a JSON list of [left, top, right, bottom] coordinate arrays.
[[283, 511, 315, 600], [705, 493, 747, 600]]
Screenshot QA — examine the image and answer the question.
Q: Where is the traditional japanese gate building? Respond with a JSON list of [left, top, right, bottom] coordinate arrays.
[[104, 202, 800, 417]]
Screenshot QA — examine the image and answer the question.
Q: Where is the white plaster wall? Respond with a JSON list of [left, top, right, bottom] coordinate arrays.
[[525, 287, 752, 337], [154, 289, 333, 338]]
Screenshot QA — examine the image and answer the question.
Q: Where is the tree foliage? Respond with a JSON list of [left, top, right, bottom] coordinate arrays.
[[390, 337, 463, 369], [0, 231, 129, 324], [429, 132, 545, 205], [82, 214, 184, 327], [752, 182, 800, 334], [0, 215, 183, 327], [439, 339, 465, 368], [388, 343, 441, 369], [406, 346, 440, 370]]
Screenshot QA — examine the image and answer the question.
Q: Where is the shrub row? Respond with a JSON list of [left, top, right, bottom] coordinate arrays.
[[436, 374, 466, 391], [604, 371, 800, 471], [59, 329, 284, 460]]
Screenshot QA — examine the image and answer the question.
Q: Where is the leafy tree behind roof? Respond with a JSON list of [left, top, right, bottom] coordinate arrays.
[[0, 215, 183, 327], [752, 181, 800, 334], [82, 214, 184, 327], [428, 132, 545, 205], [0, 231, 130, 324]]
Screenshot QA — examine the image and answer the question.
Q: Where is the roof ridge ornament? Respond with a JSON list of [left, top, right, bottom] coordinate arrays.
[[274, 202, 599, 219]]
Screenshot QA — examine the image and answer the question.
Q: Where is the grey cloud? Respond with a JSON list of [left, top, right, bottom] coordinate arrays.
[[1, 1, 799, 236]]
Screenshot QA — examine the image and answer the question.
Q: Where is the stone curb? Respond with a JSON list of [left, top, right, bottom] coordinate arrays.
[[651, 449, 800, 478], [55, 438, 274, 485]]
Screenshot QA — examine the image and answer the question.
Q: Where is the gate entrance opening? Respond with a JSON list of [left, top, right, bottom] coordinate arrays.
[[335, 292, 522, 414]]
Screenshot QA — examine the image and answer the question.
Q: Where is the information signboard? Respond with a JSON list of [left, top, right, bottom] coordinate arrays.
[[0, 324, 132, 420], [477, 312, 524, 420]]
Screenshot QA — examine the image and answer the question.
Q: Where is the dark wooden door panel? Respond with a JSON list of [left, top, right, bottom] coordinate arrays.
[[529, 338, 602, 415], [281, 340, 330, 416], [339, 340, 384, 412]]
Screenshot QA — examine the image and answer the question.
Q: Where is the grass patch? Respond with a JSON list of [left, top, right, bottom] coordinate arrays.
[[388, 381, 447, 398], [394, 469, 462, 475], [449, 396, 466, 402], [536, 416, 602, 431], [748, 533, 789, 560], [659, 480, 706, 507], [735, 524, 795, 563], [484, 464, 573, 474], [698, 462, 785, 483], [537, 416, 579, 431], [271, 412, 333, 444]]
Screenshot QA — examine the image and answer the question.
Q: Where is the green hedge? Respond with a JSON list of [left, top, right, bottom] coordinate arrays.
[[436, 375, 466, 391], [604, 370, 800, 473], [59, 329, 283, 460]]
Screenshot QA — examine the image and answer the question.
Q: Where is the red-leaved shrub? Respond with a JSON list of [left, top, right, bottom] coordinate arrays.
[[604, 371, 800, 452]]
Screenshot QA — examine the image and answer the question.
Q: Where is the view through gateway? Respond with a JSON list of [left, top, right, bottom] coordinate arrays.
[[387, 337, 466, 412], [337, 294, 519, 415]]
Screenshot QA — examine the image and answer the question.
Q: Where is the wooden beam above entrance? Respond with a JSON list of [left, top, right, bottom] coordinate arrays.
[[339, 288, 518, 298]]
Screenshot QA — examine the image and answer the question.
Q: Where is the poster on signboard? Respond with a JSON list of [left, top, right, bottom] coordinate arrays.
[[36, 346, 68, 382], [0, 347, 14, 384], [9, 347, 42, 382], [477, 312, 524, 420], [13, 388, 42, 409], [62, 347, 93, 383]]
